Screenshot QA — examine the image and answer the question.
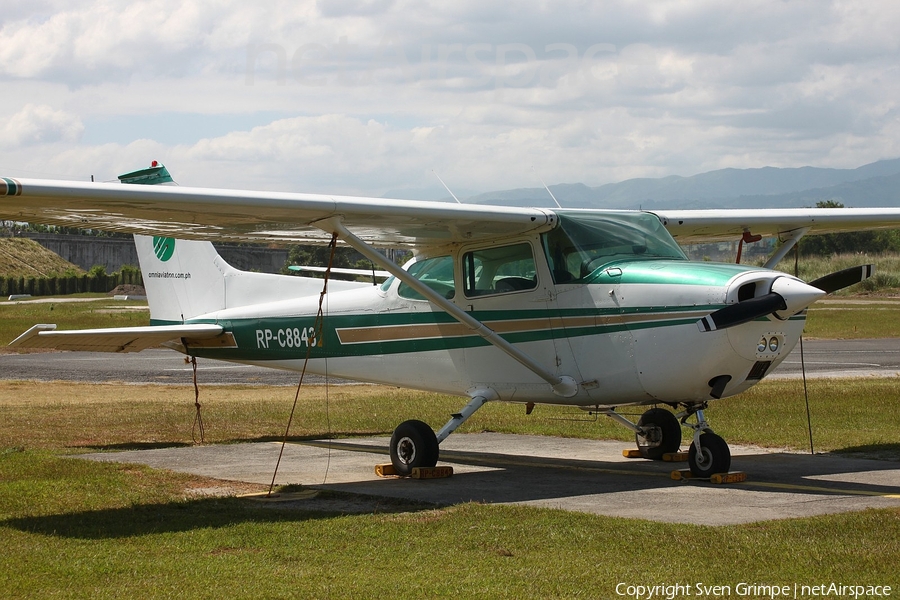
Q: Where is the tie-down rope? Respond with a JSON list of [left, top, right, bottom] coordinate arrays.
[[268, 233, 338, 496]]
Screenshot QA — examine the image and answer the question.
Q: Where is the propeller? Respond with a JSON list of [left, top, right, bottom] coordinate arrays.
[[808, 264, 874, 294], [697, 292, 786, 332], [696, 265, 874, 332]]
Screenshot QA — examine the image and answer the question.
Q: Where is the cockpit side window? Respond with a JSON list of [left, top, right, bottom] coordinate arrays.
[[397, 255, 456, 300], [463, 243, 537, 297]]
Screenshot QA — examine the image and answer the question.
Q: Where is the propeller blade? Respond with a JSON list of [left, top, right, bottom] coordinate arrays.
[[697, 292, 787, 332], [808, 264, 874, 294]]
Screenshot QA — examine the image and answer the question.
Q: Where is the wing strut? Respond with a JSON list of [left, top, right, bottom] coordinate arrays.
[[763, 227, 809, 269], [320, 218, 578, 398]]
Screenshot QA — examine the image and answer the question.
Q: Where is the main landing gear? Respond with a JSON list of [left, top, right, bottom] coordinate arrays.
[[611, 403, 732, 477], [389, 420, 439, 476], [388, 393, 492, 476], [635, 407, 681, 459]]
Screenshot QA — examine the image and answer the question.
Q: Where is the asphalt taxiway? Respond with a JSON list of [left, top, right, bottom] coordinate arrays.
[[79, 433, 900, 525], [2, 338, 900, 384]]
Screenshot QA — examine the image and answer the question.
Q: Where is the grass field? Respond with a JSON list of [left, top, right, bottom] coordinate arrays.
[[1, 294, 899, 598], [1, 376, 899, 598], [0, 238, 85, 278], [0, 296, 148, 346], [0, 379, 897, 457], [1, 447, 895, 600]]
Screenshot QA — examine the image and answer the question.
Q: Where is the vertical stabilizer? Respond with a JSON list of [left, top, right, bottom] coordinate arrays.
[[134, 235, 234, 324], [122, 162, 231, 323]]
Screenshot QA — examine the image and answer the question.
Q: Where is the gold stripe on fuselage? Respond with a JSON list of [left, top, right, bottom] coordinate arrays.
[[335, 310, 711, 345]]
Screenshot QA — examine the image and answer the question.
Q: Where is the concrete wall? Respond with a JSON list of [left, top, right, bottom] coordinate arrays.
[[24, 234, 289, 274]]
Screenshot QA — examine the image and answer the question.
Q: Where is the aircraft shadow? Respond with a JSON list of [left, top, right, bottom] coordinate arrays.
[[0, 491, 434, 540], [305, 440, 900, 505], [77, 432, 387, 453], [76, 441, 194, 452], [832, 442, 900, 459]]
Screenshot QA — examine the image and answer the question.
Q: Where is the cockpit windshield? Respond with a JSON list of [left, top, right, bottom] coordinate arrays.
[[541, 211, 687, 283]]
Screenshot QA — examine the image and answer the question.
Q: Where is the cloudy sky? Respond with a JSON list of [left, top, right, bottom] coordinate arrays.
[[1, 0, 899, 199]]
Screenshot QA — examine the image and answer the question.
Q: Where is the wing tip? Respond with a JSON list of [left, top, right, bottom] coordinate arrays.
[[8, 324, 57, 347]]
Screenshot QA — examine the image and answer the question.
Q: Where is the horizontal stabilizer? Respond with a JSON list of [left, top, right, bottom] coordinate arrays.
[[288, 265, 391, 279], [9, 323, 226, 353]]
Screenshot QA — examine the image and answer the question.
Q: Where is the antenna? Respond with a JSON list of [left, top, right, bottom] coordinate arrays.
[[532, 166, 562, 209], [432, 170, 462, 204]]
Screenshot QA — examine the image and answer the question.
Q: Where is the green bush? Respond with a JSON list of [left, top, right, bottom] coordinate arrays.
[[0, 268, 142, 297]]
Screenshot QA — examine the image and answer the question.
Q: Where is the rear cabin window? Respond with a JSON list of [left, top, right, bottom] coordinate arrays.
[[463, 243, 538, 297], [397, 255, 456, 300]]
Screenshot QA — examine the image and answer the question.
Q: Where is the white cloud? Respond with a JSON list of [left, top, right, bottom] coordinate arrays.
[[2, 104, 84, 147], [0, 0, 899, 195]]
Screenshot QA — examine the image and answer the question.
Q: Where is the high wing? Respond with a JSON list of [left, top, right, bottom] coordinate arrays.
[[4, 177, 900, 246], [0, 177, 555, 247], [9, 323, 229, 353]]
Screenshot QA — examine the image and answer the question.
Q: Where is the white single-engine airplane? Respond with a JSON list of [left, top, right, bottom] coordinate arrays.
[[3, 164, 899, 478]]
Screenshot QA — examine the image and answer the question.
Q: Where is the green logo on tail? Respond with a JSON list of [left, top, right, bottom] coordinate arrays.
[[153, 237, 175, 262]]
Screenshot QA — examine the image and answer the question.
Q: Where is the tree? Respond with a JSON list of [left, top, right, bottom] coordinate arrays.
[[800, 200, 900, 256], [281, 244, 373, 281]]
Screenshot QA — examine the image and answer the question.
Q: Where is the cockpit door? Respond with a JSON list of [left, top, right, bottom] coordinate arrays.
[[456, 241, 565, 393]]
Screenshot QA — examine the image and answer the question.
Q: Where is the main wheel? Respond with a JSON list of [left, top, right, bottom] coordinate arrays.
[[688, 432, 731, 478], [635, 408, 682, 460], [389, 420, 439, 476]]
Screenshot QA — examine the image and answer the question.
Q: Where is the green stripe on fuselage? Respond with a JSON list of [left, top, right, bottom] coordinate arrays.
[[177, 304, 739, 362]]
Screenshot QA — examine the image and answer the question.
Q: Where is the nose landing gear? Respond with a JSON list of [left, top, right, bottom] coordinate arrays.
[[680, 404, 731, 478], [613, 402, 732, 478]]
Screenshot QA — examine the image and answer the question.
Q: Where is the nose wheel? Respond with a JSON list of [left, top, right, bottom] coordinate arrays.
[[687, 431, 731, 478]]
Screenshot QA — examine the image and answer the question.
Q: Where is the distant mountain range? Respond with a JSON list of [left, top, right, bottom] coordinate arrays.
[[461, 158, 900, 210]]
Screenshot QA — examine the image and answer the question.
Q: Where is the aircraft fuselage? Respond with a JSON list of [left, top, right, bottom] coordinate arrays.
[[180, 211, 809, 408]]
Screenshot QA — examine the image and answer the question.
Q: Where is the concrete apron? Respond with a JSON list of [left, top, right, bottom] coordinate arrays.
[[78, 433, 900, 526]]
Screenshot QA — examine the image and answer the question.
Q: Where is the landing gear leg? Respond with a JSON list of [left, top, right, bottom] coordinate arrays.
[[679, 404, 731, 478], [600, 407, 680, 460]]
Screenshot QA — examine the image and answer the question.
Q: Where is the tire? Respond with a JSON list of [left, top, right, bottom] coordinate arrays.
[[688, 432, 731, 478], [389, 420, 439, 476], [635, 408, 682, 460]]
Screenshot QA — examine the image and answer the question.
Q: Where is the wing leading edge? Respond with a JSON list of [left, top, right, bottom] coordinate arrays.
[[0, 177, 555, 248]]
